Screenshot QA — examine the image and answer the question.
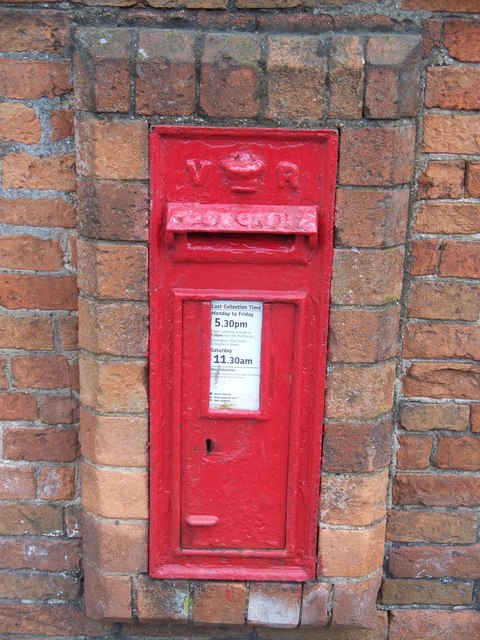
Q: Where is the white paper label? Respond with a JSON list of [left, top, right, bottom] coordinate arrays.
[[209, 300, 263, 411]]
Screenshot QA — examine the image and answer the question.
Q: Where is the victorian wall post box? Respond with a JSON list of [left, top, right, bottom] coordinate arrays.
[[150, 126, 338, 580]]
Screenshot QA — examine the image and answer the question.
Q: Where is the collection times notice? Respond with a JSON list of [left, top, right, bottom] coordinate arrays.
[[209, 300, 263, 411]]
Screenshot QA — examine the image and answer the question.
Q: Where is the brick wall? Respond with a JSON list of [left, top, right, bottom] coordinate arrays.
[[0, 1, 478, 639]]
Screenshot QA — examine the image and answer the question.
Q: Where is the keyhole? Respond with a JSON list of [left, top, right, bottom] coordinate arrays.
[[205, 438, 214, 454]]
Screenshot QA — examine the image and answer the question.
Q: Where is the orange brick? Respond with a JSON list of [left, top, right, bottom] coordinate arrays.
[[0, 197, 75, 228], [436, 435, 480, 471], [193, 582, 247, 625], [426, 66, 480, 110], [0, 59, 70, 99], [84, 563, 132, 621], [0, 465, 36, 499], [76, 118, 148, 180], [393, 473, 480, 507], [403, 362, 480, 400], [78, 239, 147, 301], [410, 239, 439, 276], [0, 10, 69, 53], [0, 236, 63, 271], [424, 114, 480, 154], [389, 544, 480, 579], [403, 0, 480, 10], [331, 247, 404, 306], [320, 470, 388, 526], [387, 509, 478, 544], [404, 322, 480, 360], [329, 35, 364, 119], [136, 576, 189, 623], [39, 396, 79, 425], [444, 20, 480, 62], [415, 202, 480, 234], [83, 512, 147, 573], [0, 393, 37, 421], [472, 404, 480, 433], [3, 427, 79, 462], [58, 315, 78, 350], [326, 361, 396, 420], [332, 573, 382, 628], [397, 434, 433, 469], [318, 521, 386, 578], [381, 579, 473, 606], [390, 610, 480, 640], [0, 504, 63, 536], [408, 281, 480, 321], [12, 355, 71, 389], [39, 466, 75, 500], [0, 538, 80, 571], [400, 402, 469, 432], [0, 103, 41, 144], [0, 316, 53, 350], [301, 582, 330, 627], [2, 153, 75, 191], [82, 462, 148, 519], [466, 162, 480, 197], [417, 160, 464, 200], [440, 240, 480, 279], [0, 572, 79, 601], [51, 109, 74, 141]]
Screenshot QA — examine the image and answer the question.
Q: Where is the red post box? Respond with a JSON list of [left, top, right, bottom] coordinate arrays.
[[150, 126, 338, 581]]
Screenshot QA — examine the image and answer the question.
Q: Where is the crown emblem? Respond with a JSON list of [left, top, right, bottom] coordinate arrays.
[[221, 150, 266, 193]]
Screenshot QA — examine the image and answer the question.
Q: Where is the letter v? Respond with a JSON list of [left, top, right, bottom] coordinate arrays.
[[186, 160, 211, 186]]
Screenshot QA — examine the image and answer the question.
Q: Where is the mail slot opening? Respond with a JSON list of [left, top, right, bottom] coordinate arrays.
[[187, 232, 298, 253]]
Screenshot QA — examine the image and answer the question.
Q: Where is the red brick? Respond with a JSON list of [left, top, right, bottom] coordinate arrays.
[[75, 28, 131, 113], [426, 66, 480, 110], [331, 247, 404, 306], [0, 10, 69, 53], [12, 355, 70, 390], [410, 239, 439, 276], [417, 160, 464, 200], [136, 30, 195, 116], [390, 610, 480, 640], [339, 126, 416, 186], [403, 362, 480, 400], [193, 582, 247, 625], [83, 513, 147, 573], [0, 59, 70, 99], [365, 35, 421, 119], [329, 306, 400, 362], [393, 473, 480, 507], [436, 435, 480, 471], [51, 109, 74, 141], [0, 359, 7, 389], [440, 241, 480, 279], [408, 281, 480, 321], [422, 18, 442, 57], [0, 538, 80, 571], [322, 417, 392, 473], [80, 408, 147, 467], [0, 393, 38, 420], [257, 13, 333, 32], [39, 396, 79, 425], [0, 572, 79, 601], [76, 179, 148, 241], [424, 114, 480, 154], [0, 197, 75, 228], [415, 202, 480, 234], [400, 402, 469, 432], [404, 322, 480, 360], [329, 35, 364, 119], [0, 316, 53, 350], [84, 563, 132, 621], [76, 118, 148, 180], [387, 509, 478, 543], [318, 521, 386, 578], [301, 582, 330, 627], [200, 33, 260, 118], [58, 316, 78, 350], [335, 188, 409, 248], [444, 20, 480, 62], [82, 462, 148, 519], [136, 577, 189, 623], [381, 579, 473, 606], [389, 544, 480, 579], [397, 434, 432, 469], [0, 236, 63, 271], [0, 103, 41, 144], [0, 465, 36, 499], [266, 35, 326, 121], [466, 162, 480, 198], [80, 354, 147, 414], [65, 505, 81, 538], [39, 466, 75, 500], [78, 239, 147, 301], [0, 603, 115, 636], [320, 470, 388, 526], [472, 404, 480, 433], [2, 153, 75, 192], [326, 361, 396, 420], [247, 583, 301, 628], [4, 427, 79, 463], [403, 0, 480, 9], [0, 504, 63, 536], [332, 573, 382, 629]]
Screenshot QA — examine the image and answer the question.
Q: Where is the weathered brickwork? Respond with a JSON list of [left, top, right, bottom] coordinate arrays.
[[0, 1, 478, 639]]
